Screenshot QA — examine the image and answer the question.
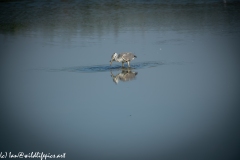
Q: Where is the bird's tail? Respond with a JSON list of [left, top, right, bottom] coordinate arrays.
[[134, 55, 137, 58]]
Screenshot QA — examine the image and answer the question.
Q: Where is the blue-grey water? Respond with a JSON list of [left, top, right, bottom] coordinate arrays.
[[1, 0, 240, 160]]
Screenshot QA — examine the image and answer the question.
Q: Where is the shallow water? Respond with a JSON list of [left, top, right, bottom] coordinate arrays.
[[1, 0, 240, 160], [47, 61, 163, 72]]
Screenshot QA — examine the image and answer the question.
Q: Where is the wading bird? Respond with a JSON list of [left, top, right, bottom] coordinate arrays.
[[110, 52, 137, 67]]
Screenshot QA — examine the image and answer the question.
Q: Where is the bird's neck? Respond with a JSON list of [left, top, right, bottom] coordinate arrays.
[[115, 56, 122, 62]]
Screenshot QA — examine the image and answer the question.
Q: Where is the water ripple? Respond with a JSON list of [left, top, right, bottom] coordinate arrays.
[[50, 61, 164, 73]]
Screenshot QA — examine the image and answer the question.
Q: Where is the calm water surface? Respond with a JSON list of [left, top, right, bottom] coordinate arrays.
[[1, 0, 240, 159]]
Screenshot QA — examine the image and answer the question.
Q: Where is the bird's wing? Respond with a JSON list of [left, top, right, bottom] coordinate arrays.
[[121, 52, 134, 61]]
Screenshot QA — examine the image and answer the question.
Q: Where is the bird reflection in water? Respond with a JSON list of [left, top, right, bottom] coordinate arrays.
[[110, 67, 138, 84]]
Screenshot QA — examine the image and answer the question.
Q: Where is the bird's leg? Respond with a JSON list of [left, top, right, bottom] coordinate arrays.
[[122, 62, 124, 67], [127, 61, 130, 67]]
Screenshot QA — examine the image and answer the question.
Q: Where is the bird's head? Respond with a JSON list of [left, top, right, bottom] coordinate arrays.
[[110, 53, 118, 65]]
